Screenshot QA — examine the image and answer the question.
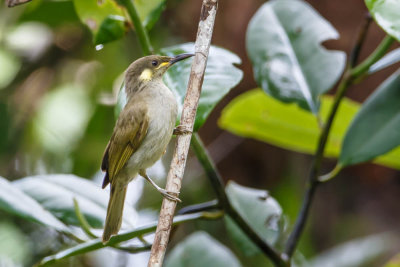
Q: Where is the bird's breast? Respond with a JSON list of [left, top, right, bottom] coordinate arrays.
[[124, 83, 177, 176]]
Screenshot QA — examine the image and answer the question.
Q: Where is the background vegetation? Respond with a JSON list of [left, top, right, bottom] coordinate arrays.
[[0, 0, 399, 266]]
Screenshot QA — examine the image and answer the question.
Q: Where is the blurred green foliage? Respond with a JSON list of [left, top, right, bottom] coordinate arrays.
[[0, 0, 399, 266]]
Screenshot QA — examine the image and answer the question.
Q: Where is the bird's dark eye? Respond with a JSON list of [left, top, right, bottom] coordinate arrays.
[[151, 60, 158, 66]]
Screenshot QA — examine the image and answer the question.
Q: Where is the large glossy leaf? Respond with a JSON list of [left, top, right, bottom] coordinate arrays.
[[225, 181, 283, 256], [369, 48, 400, 74], [339, 70, 400, 167], [164, 231, 241, 267], [13, 175, 137, 229], [246, 0, 346, 113], [219, 88, 400, 170], [365, 0, 400, 42], [307, 233, 394, 267], [73, 0, 126, 45], [116, 43, 243, 131], [0, 177, 69, 233]]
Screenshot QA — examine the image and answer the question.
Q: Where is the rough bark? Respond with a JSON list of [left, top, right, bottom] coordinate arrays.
[[147, 0, 218, 266]]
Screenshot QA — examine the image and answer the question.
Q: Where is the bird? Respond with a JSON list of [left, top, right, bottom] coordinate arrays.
[[101, 53, 194, 243]]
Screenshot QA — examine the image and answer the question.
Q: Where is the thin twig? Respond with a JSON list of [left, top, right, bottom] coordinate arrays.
[[119, 0, 154, 55], [191, 134, 230, 207], [349, 13, 372, 67], [73, 198, 98, 239], [177, 199, 220, 215], [113, 244, 152, 253], [284, 33, 394, 258], [147, 1, 219, 266], [191, 134, 287, 267], [38, 211, 222, 266]]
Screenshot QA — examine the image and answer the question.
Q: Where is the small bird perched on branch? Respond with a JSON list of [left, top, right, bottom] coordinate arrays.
[[101, 53, 194, 243]]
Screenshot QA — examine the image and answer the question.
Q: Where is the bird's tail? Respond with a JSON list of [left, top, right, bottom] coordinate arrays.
[[102, 184, 127, 243]]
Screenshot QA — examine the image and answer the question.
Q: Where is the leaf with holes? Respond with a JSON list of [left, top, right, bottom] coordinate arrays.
[[246, 0, 346, 114]]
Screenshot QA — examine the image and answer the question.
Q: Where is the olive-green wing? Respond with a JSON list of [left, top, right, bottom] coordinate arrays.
[[101, 106, 149, 188]]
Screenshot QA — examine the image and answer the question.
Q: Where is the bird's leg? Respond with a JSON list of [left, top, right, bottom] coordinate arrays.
[[139, 170, 181, 202], [173, 125, 192, 135]]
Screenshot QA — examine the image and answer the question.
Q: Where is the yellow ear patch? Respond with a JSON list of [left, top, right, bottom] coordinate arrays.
[[139, 69, 153, 81]]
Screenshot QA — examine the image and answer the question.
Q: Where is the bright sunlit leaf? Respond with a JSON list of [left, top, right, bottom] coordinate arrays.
[[219, 88, 400, 170]]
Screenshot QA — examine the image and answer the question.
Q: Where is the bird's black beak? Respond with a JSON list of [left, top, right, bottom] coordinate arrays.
[[169, 53, 194, 65]]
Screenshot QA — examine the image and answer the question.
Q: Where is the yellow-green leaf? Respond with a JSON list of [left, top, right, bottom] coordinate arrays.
[[219, 88, 400, 170]]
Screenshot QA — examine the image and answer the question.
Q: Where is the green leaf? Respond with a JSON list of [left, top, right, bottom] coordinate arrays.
[[13, 174, 137, 228], [0, 177, 69, 232], [94, 15, 126, 45], [39, 212, 219, 266], [307, 233, 394, 267], [339, 70, 400, 167], [32, 84, 93, 154], [165, 231, 241, 267], [384, 253, 400, 267], [0, 222, 31, 266], [134, 0, 166, 30], [219, 88, 400, 170], [246, 0, 346, 113], [116, 43, 243, 131], [225, 181, 283, 256], [0, 48, 20, 89], [73, 0, 126, 44], [162, 43, 243, 130], [369, 48, 400, 74], [365, 0, 400, 42]]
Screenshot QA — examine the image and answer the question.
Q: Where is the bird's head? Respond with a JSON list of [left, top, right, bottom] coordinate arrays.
[[125, 53, 194, 93]]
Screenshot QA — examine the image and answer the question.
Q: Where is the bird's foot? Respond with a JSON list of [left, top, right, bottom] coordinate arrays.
[[158, 188, 181, 202], [173, 125, 192, 135]]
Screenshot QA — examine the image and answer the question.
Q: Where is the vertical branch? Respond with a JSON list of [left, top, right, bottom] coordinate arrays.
[[120, 0, 154, 55], [147, 1, 218, 266]]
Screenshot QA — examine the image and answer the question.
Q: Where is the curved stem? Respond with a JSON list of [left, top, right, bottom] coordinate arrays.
[[119, 0, 154, 55], [73, 198, 97, 239], [191, 134, 287, 267], [284, 34, 394, 259], [351, 35, 394, 77], [177, 199, 219, 215]]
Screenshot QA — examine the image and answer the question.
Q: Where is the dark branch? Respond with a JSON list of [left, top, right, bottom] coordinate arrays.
[[191, 134, 287, 267]]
